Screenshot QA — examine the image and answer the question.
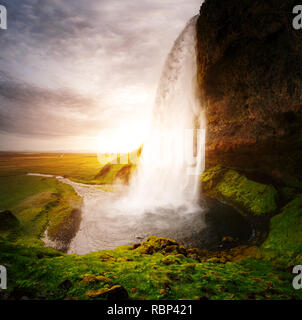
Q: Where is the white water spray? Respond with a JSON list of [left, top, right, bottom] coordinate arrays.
[[126, 15, 205, 214], [66, 16, 206, 254]]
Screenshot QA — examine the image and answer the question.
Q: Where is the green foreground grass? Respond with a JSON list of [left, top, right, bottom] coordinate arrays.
[[0, 155, 301, 300], [0, 235, 301, 300]]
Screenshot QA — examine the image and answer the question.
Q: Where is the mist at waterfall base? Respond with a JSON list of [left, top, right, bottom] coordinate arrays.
[[127, 16, 204, 213], [68, 17, 252, 254]]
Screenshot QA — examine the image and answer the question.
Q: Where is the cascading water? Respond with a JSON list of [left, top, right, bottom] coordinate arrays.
[[126, 15, 205, 214], [67, 16, 207, 254]]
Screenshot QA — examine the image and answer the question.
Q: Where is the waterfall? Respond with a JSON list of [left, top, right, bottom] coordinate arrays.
[[126, 15, 205, 214], [67, 16, 206, 254]]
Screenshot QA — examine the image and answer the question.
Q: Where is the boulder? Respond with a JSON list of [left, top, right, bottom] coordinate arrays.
[[201, 166, 278, 216], [135, 236, 180, 255], [87, 285, 128, 300], [81, 274, 112, 285], [0, 210, 19, 230], [58, 279, 72, 291]]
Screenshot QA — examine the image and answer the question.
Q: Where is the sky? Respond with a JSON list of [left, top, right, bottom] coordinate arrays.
[[0, 0, 202, 152]]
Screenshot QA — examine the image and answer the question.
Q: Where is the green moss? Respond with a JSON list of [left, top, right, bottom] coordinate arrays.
[[261, 195, 302, 264], [0, 175, 82, 244], [200, 165, 225, 190], [93, 163, 136, 185], [280, 187, 298, 203], [0, 157, 300, 300], [46, 183, 82, 242], [201, 166, 278, 216], [282, 177, 302, 192], [161, 255, 181, 265], [0, 236, 300, 300]]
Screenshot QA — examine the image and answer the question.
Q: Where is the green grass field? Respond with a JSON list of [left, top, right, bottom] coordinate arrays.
[[0, 152, 136, 248], [0, 151, 139, 185], [0, 153, 104, 182], [0, 153, 301, 300], [0, 174, 82, 248]]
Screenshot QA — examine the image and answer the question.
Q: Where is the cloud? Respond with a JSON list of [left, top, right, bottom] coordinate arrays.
[[0, 0, 202, 150], [0, 72, 114, 137]]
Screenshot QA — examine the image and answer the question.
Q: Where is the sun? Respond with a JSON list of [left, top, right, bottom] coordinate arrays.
[[96, 86, 153, 154], [96, 122, 148, 154]]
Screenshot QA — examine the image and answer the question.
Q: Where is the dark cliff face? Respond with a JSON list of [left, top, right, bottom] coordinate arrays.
[[196, 0, 302, 185]]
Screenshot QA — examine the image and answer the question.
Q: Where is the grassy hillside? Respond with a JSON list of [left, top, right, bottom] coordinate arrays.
[[0, 174, 82, 249]]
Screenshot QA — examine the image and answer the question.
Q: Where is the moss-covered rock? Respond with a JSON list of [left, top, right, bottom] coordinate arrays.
[[201, 166, 278, 216], [134, 236, 188, 258], [87, 285, 128, 300], [81, 274, 113, 285], [280, 187, 298, 204], [0, 210, 19, 231], [261, 194, 302, 264], [161, 255, 181, 265], [1, 235, 301, 300]]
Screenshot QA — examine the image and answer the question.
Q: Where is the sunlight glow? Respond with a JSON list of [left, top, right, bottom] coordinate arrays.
[[97, 122, 149, 153], [96, 86, 153, 153], [110, 86, 152, 109]]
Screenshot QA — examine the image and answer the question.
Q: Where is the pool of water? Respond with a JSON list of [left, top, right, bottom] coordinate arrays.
[[30, 174, 253, 254]]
